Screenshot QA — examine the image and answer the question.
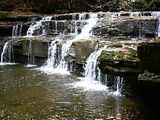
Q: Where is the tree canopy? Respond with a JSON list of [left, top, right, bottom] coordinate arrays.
[[0, 0, 159, 14]]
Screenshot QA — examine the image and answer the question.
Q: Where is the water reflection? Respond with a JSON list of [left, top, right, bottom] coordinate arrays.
[[0, 65, 157, 119]]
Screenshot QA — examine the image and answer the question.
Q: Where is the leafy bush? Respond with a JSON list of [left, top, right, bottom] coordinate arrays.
[[133, 0, 160, 10], [0, 1, 15, 11], [0, 12, 9, 18]]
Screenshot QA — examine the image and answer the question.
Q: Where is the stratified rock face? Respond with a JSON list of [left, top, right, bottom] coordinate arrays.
[[98, 47, 140, 75], [21, 38, 49, 58], [138, 42, 160, 74], [12, 37, 50, 64], [93, 16, 156, 38], [73, 40, 97, 64]]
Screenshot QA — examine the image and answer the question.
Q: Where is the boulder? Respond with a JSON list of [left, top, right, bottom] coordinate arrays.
[[73, 40, 97, 64], [13, 37, 50, 58], [138, 70, 160, 82]]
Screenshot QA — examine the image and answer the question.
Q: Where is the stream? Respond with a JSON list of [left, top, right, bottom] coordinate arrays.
[[0, 65, 159, 119]]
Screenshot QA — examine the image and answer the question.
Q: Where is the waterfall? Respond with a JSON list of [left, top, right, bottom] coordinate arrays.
[[39, 13, 98, 74], [11, 24, 23, 37], [56, 40, 73, 70], [84, 45, 106, 81], [26, 16, 52, 36], [45, 41, 58, 68], [75, 13, 98, 40], [113, 76, 124, 96], [12, 25, 19, 37], [0, 24, 20, 65], [0, 40, 14, 65], [1, 41, 10, 63], [25, 40, 36, 67], [38, 37, 71, 75], [73, 46, 107, 91], [152, 12, 160, 37], [56, 13, 98, 71]]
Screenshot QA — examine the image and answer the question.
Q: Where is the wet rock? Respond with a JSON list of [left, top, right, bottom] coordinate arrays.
[[93, 16, 156, 38], [12, 37, 51, 64], [73, 40, 97, 64], [19, 37, 49, 58], [138, 70, 160, 82]]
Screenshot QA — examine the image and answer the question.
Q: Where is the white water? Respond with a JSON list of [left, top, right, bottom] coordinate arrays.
[[75, 13, 98, 40], [56, 13, 98, 71], [25, 40, 36, 68], [26, 16, 52, 36], [0, 25, 19, 65], [12, 25, 19, 37], [73, 46, 107, 91], [0, 41, 10, 63], [39, 13, 98, 75], [151, 12, 160, 37], [113, 76, 124, 96], [0, 40, 16, 65]]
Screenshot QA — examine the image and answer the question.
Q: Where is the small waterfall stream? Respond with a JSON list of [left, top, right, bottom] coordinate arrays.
[[84, 45, 106, 81], [152, 12, 160, 37], [26, 16, 53, 36], [113, 76, 124, 96], [40, 13, 98, 74], [0, 24, 21, 65], [73, 46, 107, 91], [25, 40, 36, 67]]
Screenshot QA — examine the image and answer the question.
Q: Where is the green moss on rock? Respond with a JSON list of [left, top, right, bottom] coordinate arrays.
[[98, 48, 140, 75], [99, 48, 138, 64]]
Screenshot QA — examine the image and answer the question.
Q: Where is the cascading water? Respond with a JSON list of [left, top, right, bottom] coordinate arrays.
[[26, 16, 52, 36], [75, 13, 98, 40], [40, 13, 98, 74], [113, 76, 124, 96], [25, 40, 36, 67], [56, 13, 98, 70], [39, 38, 68, 74], [152, 12, 160, 37], [0, 24, 21, 65], [1, 41, 11, 63], [12, 25, 19, 37], [84, 45, 106, 81], [73, 45, 107, 91], [0, 40, 15, 65]]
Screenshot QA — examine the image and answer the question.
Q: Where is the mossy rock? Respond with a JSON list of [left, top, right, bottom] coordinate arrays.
[[98, 48, 140, 75], [99, 48, 138, 64]]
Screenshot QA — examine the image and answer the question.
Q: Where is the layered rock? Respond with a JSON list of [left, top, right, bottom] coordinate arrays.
[[98, 45, 140, 76], [93, 16, 157, 38]]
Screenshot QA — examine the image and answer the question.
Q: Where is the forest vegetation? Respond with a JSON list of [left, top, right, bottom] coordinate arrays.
[[0, 0, 159, 14]]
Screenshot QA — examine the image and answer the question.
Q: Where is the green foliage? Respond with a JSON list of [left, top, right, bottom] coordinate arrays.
[[0, 0, 160, 13], [99, 49, 138, 63], [0, 12, 9, 19], [0, 1, 15, 11], [133, 0, 160, 10]]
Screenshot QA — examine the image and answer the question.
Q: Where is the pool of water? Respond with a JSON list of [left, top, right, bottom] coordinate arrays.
[[0, 65, 159, 119]]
